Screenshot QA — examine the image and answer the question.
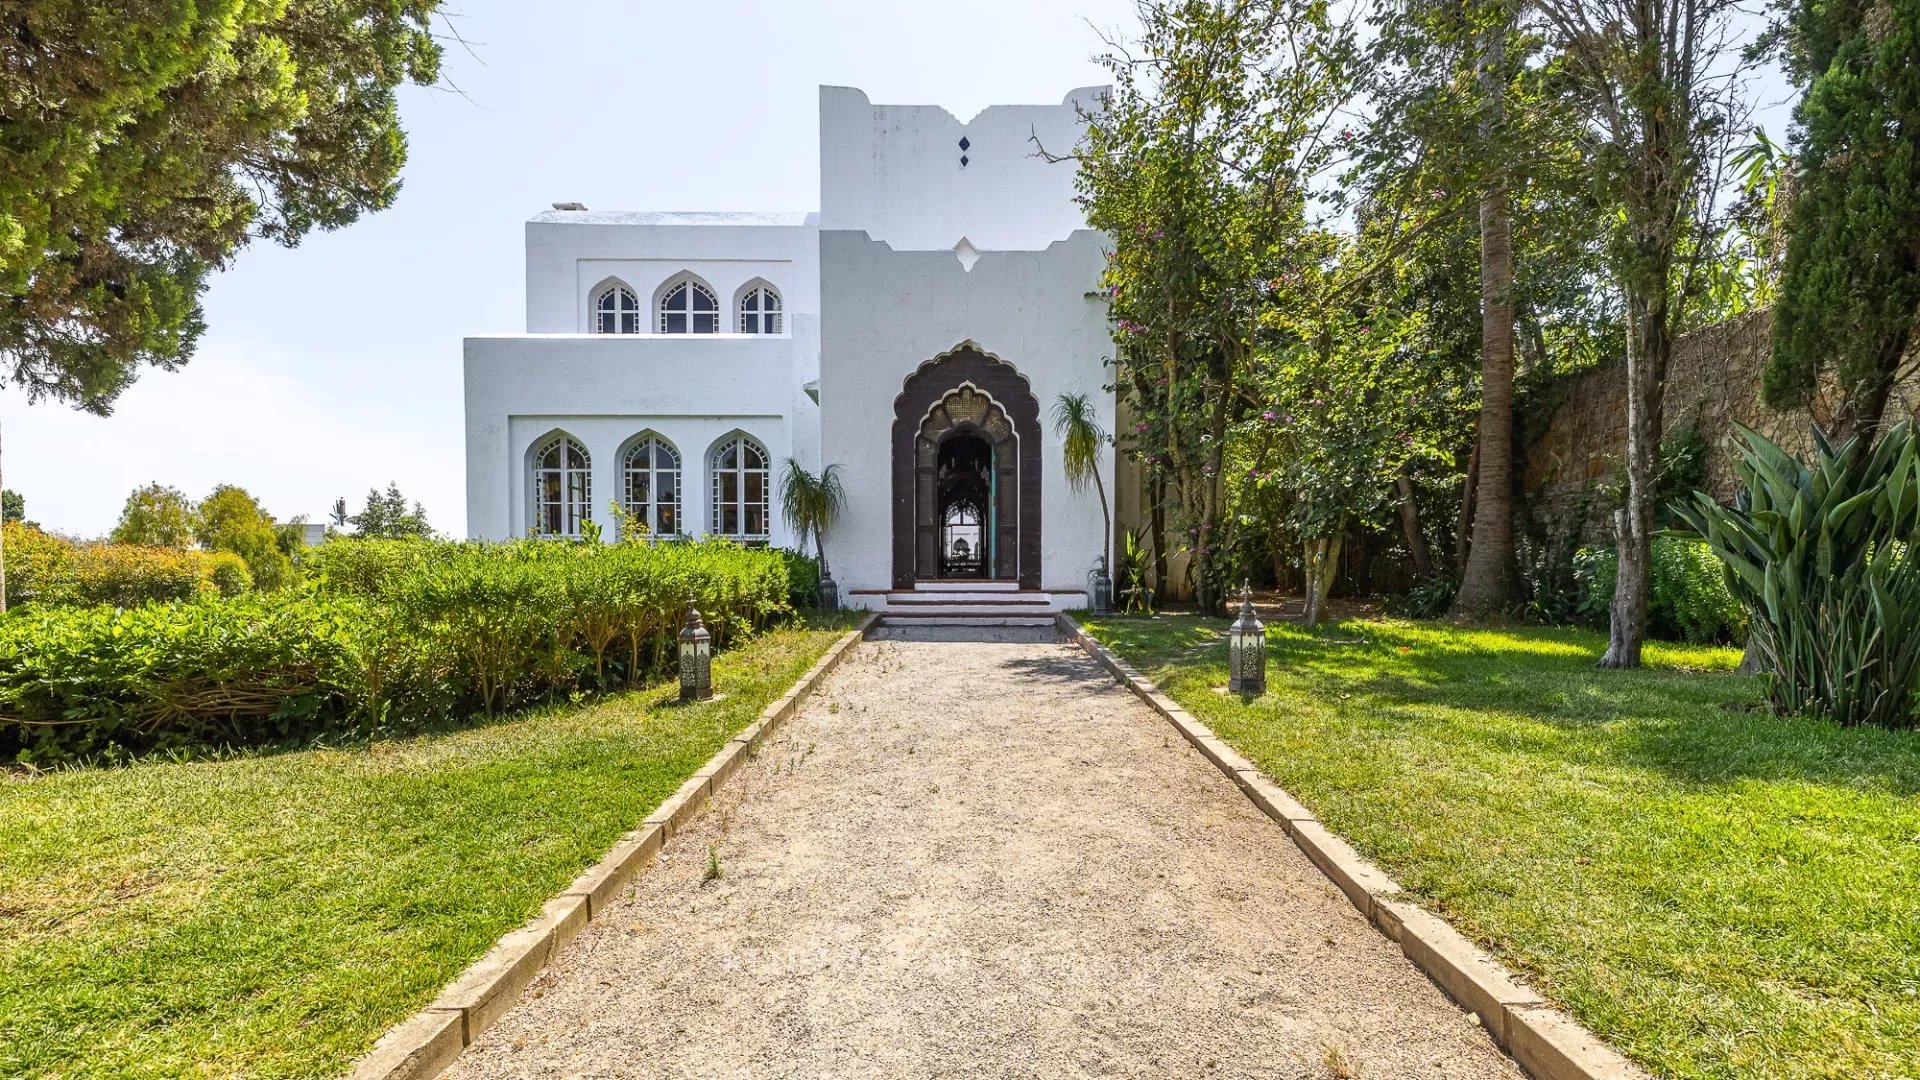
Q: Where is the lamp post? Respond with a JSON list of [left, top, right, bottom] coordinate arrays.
[[678, 597, 712, 703], [1227, 581, 1266, 696]]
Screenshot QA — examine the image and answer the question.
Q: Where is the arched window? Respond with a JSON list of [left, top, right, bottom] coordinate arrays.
[[659, 278, 719, 334], [531, 435, 591, 538], [709, 434, 770, 541], [595, 284, 641, 334], [738, 285, 782, 334], [622, 435, 681, 538]]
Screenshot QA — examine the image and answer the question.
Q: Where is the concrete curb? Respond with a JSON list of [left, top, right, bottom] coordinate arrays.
[[345, 614, 877, 1080], [1056, 613, 1651, 1080]]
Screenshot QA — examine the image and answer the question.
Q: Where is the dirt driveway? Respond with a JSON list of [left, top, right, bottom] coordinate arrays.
[[444, 637, 1520, 1079]]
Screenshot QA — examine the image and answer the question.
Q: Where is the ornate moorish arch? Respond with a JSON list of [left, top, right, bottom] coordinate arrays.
[[891, 342, 1042, 588]]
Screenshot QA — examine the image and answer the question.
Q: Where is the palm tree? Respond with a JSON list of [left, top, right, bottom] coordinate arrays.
[[778, 459, 847, 610], [1052, 392, 1112, 608]]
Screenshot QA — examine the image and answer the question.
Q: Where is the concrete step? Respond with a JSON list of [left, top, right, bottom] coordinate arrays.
[[873, 610, 1058, 627], [884, 593, 1054, 607], [907, 580, 1022, 592]]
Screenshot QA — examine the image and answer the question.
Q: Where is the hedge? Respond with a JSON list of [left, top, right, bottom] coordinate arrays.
[[0, 538, 801, 765], [1, 522, 236, 608], [1574, 536, 1749, 645]]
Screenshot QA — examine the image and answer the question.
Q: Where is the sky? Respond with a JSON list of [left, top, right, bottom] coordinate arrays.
[[4, 0, 1795, 540], [3, 0, 1140, 539]]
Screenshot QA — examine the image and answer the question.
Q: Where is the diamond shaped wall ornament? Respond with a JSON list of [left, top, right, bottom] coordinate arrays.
[[958, 136, 970, 150], [953, 237, 981, 273], [960, 154, 969, 167]]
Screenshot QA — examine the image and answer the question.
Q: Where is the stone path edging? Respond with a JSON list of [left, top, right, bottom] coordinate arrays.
[[345, 614, 877, 1080], [1055, 613, 1651, 1080]]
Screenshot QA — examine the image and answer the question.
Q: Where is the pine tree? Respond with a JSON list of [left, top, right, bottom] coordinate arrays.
[[1765, 0, 1920, 441]]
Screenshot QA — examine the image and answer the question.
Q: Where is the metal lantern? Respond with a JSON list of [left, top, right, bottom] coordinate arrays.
[[1227, 581, 1266, 695], [678, 598, 713, 703], [1090, 556, 1114, 615], [818, 560, 840, 613]]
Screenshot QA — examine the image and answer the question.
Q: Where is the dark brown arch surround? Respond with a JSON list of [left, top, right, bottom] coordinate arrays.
[[892, 342, 1042, 589]]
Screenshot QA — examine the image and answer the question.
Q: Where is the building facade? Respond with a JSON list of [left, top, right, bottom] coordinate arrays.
[[463, 86, 1115, 611]]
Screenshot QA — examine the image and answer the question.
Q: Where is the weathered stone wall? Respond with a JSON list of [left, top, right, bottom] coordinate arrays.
[[1519, 308, 1918, 545]]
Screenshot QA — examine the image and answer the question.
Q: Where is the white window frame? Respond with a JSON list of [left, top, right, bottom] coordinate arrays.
[[595, 284, 641, 334], [621, 435, 682, 539], [658, 277, 720, 334], [738, 284, 783, 334], [709, 434, 770, 542], [531, 435, 592, 538]]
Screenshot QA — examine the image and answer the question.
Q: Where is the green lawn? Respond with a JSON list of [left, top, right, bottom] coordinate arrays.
[[0, 616, 856, 1080], [1083, 614, 1920, 1080]]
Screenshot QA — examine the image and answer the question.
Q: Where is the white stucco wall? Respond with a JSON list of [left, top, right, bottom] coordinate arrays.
[[463, 333, 813, 545], [819, 86, 1104, 252], [818, 230, 1113, 598]]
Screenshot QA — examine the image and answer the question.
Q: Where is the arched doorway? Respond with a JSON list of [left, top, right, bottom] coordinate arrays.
[[892, 343, 1041, 588]]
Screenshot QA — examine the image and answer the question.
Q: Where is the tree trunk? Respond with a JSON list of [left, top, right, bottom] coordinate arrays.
[[1300, 527, 1346, 627], [1451, 13, 1520, 620], [1395, 473, 1433, 579], [1455, 438, 1479, 576], [1600, 289, 1671, 669], [1149, 471, 1168, 599]]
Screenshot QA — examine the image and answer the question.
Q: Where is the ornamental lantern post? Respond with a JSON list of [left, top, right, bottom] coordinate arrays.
[[1227, 580, 1266, 696], [678, 597, 713, 703], [1090, 556, 1114, 615]]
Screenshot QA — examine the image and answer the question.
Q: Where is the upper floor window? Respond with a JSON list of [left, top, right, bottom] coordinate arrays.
[[739, 285, 782, 334], [659, 278, 719, 334], [623, 435, 681, 538], [710, 434, 770, 541], [595, 284, 641, 334], [531, 434, 591, 538]]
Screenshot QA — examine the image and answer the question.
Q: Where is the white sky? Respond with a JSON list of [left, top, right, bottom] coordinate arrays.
[[4, 0, 1794, 539], [3, 0, 1139, 538]]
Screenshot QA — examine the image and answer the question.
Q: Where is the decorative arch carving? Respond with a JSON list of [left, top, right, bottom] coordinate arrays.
[[892, 342, 1041, 588]]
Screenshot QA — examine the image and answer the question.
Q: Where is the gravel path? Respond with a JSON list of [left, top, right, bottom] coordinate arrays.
[[445, 637, 1521, 1079]]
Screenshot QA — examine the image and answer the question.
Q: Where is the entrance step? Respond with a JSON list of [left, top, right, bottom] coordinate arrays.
[[909, 580, 1022, 592]]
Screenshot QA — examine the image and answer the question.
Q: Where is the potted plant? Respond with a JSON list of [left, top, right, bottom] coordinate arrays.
[[778, 459, 847, 611]]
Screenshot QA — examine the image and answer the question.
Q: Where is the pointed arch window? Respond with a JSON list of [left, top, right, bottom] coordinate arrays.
[[622, 436, 681, 538], [710, 434, 770, 541], [531, 435, 592, 538], [739, 285, 782, 334], [595, 285, 641, 334], [659, 278, 719, 334]]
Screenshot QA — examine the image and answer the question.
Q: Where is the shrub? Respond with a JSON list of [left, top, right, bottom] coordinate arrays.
[[1676, 423, 1920, 729], [776, 548, 821, 610], [0, 537, 802, 763], [207, 552, 254, 597], [1575, 537, 1747, 645], [2, 524, 216, 608]]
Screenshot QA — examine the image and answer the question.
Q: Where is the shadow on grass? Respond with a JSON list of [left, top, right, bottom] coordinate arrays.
[[1092, 614, 1920, 797]]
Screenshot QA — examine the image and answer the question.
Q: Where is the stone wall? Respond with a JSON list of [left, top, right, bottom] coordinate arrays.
[[1519, 308, 1918, 545]]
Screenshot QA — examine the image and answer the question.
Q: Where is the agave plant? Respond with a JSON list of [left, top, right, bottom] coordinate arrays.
[[778, 460, 847, 611], [1673, 422, 1920, 729]]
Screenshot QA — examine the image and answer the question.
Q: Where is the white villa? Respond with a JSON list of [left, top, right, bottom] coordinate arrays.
[[463, 86, 1129, 614]]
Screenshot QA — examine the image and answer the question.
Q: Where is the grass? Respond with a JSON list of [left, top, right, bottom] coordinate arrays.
[[1082, 614, 1920, 1080], [0, 614, 858, 1080]]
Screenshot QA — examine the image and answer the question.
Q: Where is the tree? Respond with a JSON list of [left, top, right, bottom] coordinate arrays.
[[348, 482, 433, 539], [110, 483, 198, 548], [1, 1, 444, 411], [777, 460, 847, 608], [1052, 392, 1113, 581], [1, 489, 21, 524], [196, 485, 292, 590], [1068, 0, 1356, 613], [1533, 0, 1757, 668], [0, 1, 442, 611], [1764, 0, 1920, 441], [1364, 0, 1608, 617]]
